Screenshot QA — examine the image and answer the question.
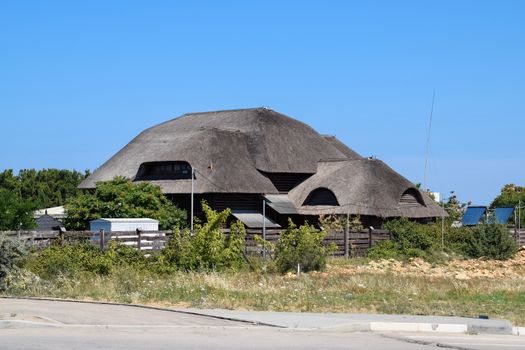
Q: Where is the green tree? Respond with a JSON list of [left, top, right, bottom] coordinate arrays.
[[0, 169, 19, 194], [64, 177, 186, 230], [0, 168, 89, 208], [467, 223, 517, 260], [0, 189, 36, 230], [444, 191, 470, 222], [491, 184, 525, 225]]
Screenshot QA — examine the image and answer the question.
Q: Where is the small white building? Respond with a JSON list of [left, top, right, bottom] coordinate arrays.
[[89, 218, 159, 232]]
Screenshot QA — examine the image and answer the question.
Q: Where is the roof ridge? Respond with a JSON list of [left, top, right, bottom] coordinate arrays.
[[141, 107, 268, 132], [182, 107, 267, 116], [318, 158, 379, 163]]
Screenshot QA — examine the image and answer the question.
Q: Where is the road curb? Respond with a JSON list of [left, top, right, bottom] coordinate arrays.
[[0, 296, 283, 328], [513, 327, 525, 336], [0, 296, 518, 335], [369, 322, 468, 333]]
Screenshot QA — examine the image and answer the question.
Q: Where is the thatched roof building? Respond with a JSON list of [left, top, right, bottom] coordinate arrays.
[[80, 108, 444, 227]]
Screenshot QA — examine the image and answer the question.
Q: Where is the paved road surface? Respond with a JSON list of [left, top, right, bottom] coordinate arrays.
[[1, 298, 524, 350]]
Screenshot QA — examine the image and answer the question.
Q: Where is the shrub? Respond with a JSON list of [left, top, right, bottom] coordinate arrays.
[[368, 218, 472, 261], [159, 202, 246, 271], [104, 240, 149, 269], [467, 223, 517, 260], [25, 239, 152, 280], [0, 237, 27, 290], [371, 218, 437, 260], [274, 220, 333, 273], [368, 218, 516, 262], [366, 240, 401, 260], [387, 218, 435, 253], [26, 243, 112, 279]]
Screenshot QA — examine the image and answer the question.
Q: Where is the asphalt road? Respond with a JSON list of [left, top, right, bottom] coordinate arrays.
[[1, 298, 524, 350]]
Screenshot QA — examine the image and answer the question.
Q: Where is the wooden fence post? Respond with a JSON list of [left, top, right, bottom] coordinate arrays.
[[136, 228, 141, 250], [368, 227, 373, 249], [58, 230, 64, 246], [344, 213, 349, 258], [99, 229, 105, 250]]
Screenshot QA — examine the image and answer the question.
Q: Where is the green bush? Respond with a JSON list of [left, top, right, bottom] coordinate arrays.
[[467, 223, 517, 260], [368, 218, 438, 260], [159, 202, 246, 271], [25, 203, 246, 279], [367, 218, 516, 262], [388, 218, 438, 254], [274, 220, 333, 274], [0, 237, 27, 290], [26, 241, 150, 279], [104, 240, 150, 269], [27, 243, 112, 279], [366, 240, 401, 260]]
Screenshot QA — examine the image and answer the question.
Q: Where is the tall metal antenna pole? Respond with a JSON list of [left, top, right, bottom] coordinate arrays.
[[191, 168, 195, 232], [423, 92, 436, 191]]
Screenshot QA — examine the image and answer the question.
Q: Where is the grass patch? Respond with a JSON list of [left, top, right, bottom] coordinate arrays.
[[5, 257, 525, 325]]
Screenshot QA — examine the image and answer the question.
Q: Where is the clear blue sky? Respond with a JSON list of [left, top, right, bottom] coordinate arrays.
[[1, 1, 523, 205]]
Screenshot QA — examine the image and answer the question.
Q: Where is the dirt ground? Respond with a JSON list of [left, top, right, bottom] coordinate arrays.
[[327, 248, 525, 281]]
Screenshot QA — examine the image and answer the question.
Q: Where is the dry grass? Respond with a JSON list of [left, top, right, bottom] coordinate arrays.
[[8, 256, 525, 325]]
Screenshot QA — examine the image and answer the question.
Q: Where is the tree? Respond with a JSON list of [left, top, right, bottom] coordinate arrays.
[[491, 184, 525, 225], [444, 191, 470, 222], [64, 177, 186, 230], [0, 189, 36, 230], [467, 223, 517, 260], [0, 170, 19, 194], [0, 168, 89, 209]]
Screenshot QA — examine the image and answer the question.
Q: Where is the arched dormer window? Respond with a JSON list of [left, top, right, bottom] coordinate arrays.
[[135, 161, 192, 180], [399, 188, 425, 207], [303, 187, 339, 206]]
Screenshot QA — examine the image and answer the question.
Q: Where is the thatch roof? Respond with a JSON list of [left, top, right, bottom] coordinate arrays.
[[288, 159, 444, 218], [80, 107, 444, 218], [80, 108, 359, 193]]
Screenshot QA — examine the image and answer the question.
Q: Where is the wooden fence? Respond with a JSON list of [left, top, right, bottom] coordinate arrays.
[[0, 230, 91, 248], [243, 228, 390, 257], [513, 228, 525, 247], [1, 228, 390, 256], [323, 229, 392, 257], [0, 230, 169, 251], [91, 230, 169, 251], [2, 227, 523, 258]]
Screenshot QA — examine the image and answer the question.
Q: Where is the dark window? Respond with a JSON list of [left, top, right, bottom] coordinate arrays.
[[399, 188, 425, 207], [258, 171, 312, 193], [135, 161, 192, 180], [303, 187, 339, 206]]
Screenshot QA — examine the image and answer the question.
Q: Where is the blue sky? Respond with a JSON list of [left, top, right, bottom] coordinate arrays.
[[1, 1, 523, 205]]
